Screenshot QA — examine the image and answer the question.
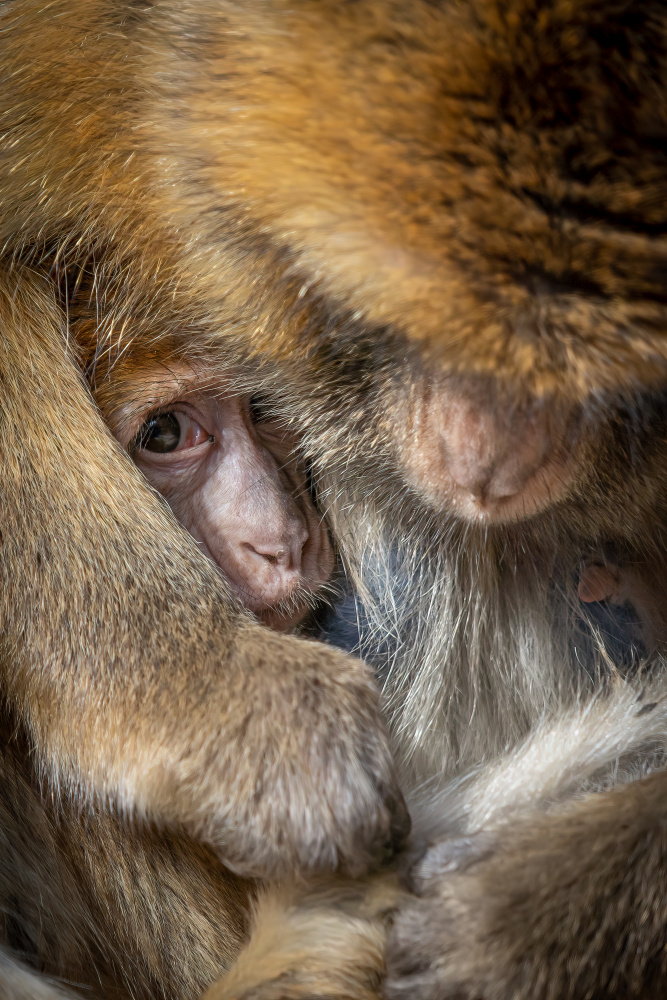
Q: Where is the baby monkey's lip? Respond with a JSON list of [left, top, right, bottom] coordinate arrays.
[[223, 570, 320, 633], [254, 590, 319, 633]]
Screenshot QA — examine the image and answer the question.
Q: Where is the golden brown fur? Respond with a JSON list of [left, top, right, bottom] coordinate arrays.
[[203, 878, 402, 1000], [0, 262, 404, 874], [0, 261, 404, 997], [0, 709, 251, 1000], [218, 683, 667, 999], [4, 1, 667, 998]]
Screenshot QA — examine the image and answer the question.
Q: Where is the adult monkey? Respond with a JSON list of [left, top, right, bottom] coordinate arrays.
[[3, 3, 667, 1000], [0, 3, 409, 997]]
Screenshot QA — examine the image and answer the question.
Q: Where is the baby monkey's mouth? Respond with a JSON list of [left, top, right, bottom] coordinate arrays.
[[254, 578, 335, 634]]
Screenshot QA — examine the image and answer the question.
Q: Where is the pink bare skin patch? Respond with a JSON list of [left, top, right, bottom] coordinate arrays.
[[398, 377, 578, 525], [578, 559, 667, 654], [111, 365, 334, 633]]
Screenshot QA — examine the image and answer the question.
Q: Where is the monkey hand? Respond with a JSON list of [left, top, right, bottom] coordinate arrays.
[[129, 622, 409, 880], [385, 772, 667, 999]]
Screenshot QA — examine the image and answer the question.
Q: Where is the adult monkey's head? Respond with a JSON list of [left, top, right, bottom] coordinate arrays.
[[148, 0, 667, 530]]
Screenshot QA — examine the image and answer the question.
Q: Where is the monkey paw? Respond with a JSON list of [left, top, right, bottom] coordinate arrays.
[[170, 626, 409, 880], [384, 834, 503, 1000], [204, 877, 401, 1000], [385, 777, 667, 1000]]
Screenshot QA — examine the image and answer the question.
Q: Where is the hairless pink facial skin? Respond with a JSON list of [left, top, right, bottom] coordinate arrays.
[[114, 368, 334, 632], [399, 376, 578, 525]]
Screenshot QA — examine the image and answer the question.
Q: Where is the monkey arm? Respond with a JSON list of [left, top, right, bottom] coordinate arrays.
[[202, 776, 667, 1000], [385, 690, 667, 1000], [200, 684, 667, 1000], [385, 771, 667, 999], [0, 266, 406, 879], [0, 725, 252, 999]]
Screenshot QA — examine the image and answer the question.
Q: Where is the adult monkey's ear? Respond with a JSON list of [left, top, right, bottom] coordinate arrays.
[[0, 263, 407, 880]]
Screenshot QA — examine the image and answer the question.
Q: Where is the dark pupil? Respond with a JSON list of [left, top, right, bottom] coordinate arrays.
[[136, 412, 181, 453]]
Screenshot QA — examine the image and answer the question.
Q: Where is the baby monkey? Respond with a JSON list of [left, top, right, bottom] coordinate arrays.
[[95, 356, 334, 632]]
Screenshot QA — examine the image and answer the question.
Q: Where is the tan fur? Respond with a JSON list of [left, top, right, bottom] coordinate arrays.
[[149, 0, 667, 395], [3, 2, 667, 999], [0, 710, 251, 1000], [203, 878, 403, 1000], [217, 680, 667, 999], [0, 260, 405, 996], [388, 777, 667, 999], [0, 264, 403, 876]]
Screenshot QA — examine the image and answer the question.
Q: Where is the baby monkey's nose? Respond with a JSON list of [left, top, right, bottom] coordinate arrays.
[[237, 517, 309, 607], [244, 532, 305, 572]]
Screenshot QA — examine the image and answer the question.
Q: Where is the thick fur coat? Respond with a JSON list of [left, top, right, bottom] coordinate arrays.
[[3, 1, 667, 998]]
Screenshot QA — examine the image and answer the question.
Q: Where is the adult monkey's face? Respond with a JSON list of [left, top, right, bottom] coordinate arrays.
[[148, 0, 667, 527]]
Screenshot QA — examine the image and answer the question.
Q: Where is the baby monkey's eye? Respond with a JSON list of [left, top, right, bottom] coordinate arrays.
[[136, 412, 181, 453], [133, 410, 214, 454]]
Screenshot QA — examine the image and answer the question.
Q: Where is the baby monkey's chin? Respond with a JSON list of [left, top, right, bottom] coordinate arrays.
[[224, 569, 321, 632], [253, 592, 319, 633]]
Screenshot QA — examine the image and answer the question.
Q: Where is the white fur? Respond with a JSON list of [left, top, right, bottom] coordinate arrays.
[[410, 675, 667, 843]]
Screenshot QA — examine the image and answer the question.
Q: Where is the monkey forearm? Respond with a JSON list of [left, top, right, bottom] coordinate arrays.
[[0, 267, 405, 877], [385, 689, 667, 1000], [387, 769, 667, 999]]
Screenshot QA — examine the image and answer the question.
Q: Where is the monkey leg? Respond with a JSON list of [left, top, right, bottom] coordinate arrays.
[[385, 687, 667, 1000], [0, 265, 406, 881], [0, 718, 254, 1000], [204, 877, 404, 1000]]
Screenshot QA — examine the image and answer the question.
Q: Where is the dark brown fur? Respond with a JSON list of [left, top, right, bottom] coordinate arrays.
[[4, 1, 667, 999], [0, 709, 250, 1000]]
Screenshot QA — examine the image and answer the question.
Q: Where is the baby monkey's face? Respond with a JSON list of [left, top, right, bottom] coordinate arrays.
[[107, 363, 334, 632]]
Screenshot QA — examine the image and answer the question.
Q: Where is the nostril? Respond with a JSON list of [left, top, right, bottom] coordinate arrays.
[[451, 465, 541, 505], [446, 460, 494, 502], [444, 424, 552, 504], [242, 541, 295, 569], [258, 548, 285, 566], [227, 539, 304, 616]]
